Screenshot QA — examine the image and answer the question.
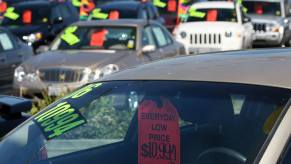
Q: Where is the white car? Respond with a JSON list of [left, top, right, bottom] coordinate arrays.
[[174, 1, 255, 54]]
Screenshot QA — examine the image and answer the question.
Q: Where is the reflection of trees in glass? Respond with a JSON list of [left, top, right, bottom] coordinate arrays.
[[62, 96, 135, 139]]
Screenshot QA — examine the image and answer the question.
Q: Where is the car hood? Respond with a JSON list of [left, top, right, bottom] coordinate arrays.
[[22, 50, 133, 71], [248, 14, 283, 24], [4, 24, 48, 36], [177, 22, 244, 33]]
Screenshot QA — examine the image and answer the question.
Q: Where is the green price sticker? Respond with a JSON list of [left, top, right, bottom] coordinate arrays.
[[66, 83, 103, 99], [189, 8, 206, 18], [61, 26, 80, 46], [153, 0, 166, 8], [34, 101, 86, 140], [72, 0, 81, 7], [4, 7, 19, 20], [91, 8, 108, 19]]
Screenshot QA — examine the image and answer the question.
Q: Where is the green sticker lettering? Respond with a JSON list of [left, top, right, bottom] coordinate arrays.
[[91, 8, 108, 19], [35, 102, 70, 123], [61, 26, 80, 46], [189, 8, 206, 18], [72, 0, 81, 7], [4, 7, 19, 20], [153, 0, 166, 8], [68, 83, 102, 99]]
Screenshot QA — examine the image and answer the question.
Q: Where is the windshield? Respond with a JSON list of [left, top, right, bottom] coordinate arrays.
[[0, 81, 290, 164], [242, 1, 281, 16], [51, 26, 137, 51], [90, 8, 139, 20], [183, 8, 238, 22], [1, 5, 51, 26]]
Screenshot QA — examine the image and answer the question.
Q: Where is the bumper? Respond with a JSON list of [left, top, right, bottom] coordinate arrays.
[[253, 32, 283, 46]]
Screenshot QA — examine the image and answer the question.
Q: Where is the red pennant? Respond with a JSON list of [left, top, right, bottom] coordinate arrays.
[[22, 10, 32, 24], [0, 2, 7, 13], [255, 3, 263, 15], [168, 0, 177, 12], [109, 10, 119, 20], [138, 98, 180, 164], [81, 1, 95, 13], [207, 9, 218, 21], [90, 29, 107, 47]]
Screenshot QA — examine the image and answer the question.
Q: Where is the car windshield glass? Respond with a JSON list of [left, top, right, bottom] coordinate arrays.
[[1, 5, 51, 26], [183, 8, 237, 22], [51, 26, 137, 51], [0, 32, 14, 52], [242, 1, 281, 16], [90, 8, 138, 20], [0, 81, 289, 164]]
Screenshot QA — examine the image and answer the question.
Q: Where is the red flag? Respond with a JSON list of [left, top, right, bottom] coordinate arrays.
[[109, 10, 119, 20], [0, 2, 7, 13], [22, 10, 32, 24], [207, 9, 218, 21], [168, 0, 177, 12], [90, 29, 107, 47], [255, 3, 263, 15]]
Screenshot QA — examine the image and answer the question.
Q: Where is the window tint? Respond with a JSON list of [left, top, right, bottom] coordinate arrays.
[[0, 33, 14, 51], [51, 5, 62, 21], [142, 26, 156, 46], [152, 26, 168, 47]]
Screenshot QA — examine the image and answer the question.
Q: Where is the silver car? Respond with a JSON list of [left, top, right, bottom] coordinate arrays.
[[13, 19, 184, 97], [243, 0, 291, 46]]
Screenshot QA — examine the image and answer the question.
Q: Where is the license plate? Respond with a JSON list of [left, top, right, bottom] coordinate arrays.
[[48, 86, 67, 96]]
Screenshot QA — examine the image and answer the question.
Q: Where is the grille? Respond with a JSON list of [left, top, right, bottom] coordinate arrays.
[[38, 68, 84, 83], [190, 33, 222, 45], [253, 23, 266, 32]]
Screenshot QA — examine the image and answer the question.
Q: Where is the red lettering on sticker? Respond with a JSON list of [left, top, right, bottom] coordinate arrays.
[[109, 11, 119, 20], [0, 2, 7, 13], [168, 0, 177, 12], [23, 10, 32, 24], [90, 29, 107, 47], [138, 97, 180, 164], [255, 3, 263, 15], [207, 9, 217, 21]]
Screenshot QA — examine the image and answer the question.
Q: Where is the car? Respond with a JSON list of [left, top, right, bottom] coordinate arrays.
[[0, 0, 79, 50], [174, 1, 254, 55], [87, 1, 165, 25], [0, 27, 34, 85], [13, 19, 184, 98], [242, 0, 291, 47], [0, 95, 31, 138], [3, 48, 291, 163]]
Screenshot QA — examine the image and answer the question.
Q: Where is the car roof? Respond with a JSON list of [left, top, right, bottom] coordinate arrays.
[[73, 19, 152, 27], [101, 48, 291, 90], [243, 0, 280, 2], [99, 1, 142, 11], [192, 1, 235, 9]]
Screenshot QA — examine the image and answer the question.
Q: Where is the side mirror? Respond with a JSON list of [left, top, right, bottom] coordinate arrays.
[[0, 96, 32, 118], [36, 45, 49, 54], [53, 17, 63, 24], [243, 16, 251, 23], [142, 45, 156, 54]]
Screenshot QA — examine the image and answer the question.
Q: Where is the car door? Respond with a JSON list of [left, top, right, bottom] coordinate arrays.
[[151, 24, 178, 58], [140, 25, 161, 62]]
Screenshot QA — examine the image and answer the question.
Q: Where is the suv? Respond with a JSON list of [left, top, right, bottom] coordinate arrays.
[[243, 0, 291, 46], [1, 0, 79, 50]]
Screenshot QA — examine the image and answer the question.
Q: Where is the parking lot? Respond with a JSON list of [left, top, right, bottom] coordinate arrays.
[[2, 0, 291, 163]]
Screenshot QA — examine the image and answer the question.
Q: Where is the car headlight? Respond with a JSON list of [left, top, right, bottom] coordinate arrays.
[[180, 31, 187, 39], [14, 66, 26, 82], [85, 64, 119, 82], [22, 32, 42, 44], [266, 24, 281, 32]]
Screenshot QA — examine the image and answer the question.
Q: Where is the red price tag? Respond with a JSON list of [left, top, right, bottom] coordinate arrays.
[[207, 9, 218, 21], [109, 10, 119, 20], [138, 97, 180, 164], [255, 3, 263, 14], [167, 0, 177, 12], [90, 29, 107, 47], [0, 2, 7, 13], [22, 10, 32, 24]]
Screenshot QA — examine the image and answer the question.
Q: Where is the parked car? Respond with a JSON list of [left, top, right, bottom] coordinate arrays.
[[174, 1, 254, 54], [3, 48, 291, 163], [88, 1, 165, 25], [242, 0, 291, 47], [0, 27, 33, 85], [1, 0, 79, 50], [13, 19, 184, 97], [0, 95, 31, 138]]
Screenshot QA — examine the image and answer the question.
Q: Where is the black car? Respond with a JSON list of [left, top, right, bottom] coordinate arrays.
[[0, 27, 33, 87], [1, 0, 79, 50], [88, 1, 165, 25]]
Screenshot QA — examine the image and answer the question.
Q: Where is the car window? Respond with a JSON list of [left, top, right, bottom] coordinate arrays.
[[1, 81, 290, 164], [140, 8, 148, 19], [152, 26, 168, 47], [142, 26, 156, 47], [280, 137, 291, 164], [51, 5, 62, 21], [242, 1, 281, 16], [183, 8, 238, 22], [0, 32, 14, 51], [51, 26, 137, 51], [59, 5, 71, 18]]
